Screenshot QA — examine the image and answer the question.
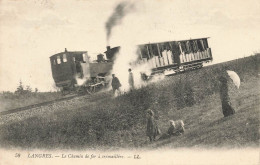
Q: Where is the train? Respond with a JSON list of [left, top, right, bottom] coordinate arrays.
[[50, 37, 212, 93]]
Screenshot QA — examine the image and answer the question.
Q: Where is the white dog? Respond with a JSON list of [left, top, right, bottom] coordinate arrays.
[[168, 120, 185, 135]]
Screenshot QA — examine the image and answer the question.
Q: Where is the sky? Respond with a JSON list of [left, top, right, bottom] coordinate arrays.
[[0, 0, 259, 92]]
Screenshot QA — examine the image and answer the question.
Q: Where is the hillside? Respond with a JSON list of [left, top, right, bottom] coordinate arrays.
[[0, 92, 64, 112], [0, 54, 259, 150]]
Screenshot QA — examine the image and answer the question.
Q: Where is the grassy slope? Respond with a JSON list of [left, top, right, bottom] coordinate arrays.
[[150, 79, 259, 149], [0, 54, 259, 150], [0, 92, 63, 112]]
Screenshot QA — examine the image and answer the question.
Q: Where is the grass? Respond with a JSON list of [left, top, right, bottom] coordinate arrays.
[[0, 53, 259, 150], [0, 92, 63, 112]]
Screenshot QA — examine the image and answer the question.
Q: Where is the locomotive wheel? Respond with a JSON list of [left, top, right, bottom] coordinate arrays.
[[84, 86, 95, 94], [61, 87, 71, 96]]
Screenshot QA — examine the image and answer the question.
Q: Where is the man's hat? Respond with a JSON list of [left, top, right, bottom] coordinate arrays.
[[147, 109, 154, 116]]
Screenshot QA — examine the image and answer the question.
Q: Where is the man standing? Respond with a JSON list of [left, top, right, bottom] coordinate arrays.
[[111, 74, 121, 95], [128, 68, 134, 90], [219, 76, 235, 117]]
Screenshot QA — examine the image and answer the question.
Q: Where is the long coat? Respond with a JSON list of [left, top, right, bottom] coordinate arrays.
[[128, 72, 134, 88], [219, 77, 235, 117], [146, 116, 160, 138], [111, 77, 121, 89]]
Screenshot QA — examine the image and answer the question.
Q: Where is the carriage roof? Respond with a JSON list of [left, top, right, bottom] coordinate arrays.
[[50, 51, 87, 59], [140, 37, 210, 45], [105, 37, 210, 51]]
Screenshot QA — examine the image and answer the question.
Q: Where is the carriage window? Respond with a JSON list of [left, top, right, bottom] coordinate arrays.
[[195, 41, 199, 52], [203, 39, 209, 49], [158, 43, 163, 52], [83, 53, 88, 62], [197, 40, 204, 51], [158, 43, 169, 52], [180, 42, 187, 53], [150, 44, 160, 56], [57, 56, 61, 64], [187, 41, 192, 53], [171, 42, 181, 56], [139, 45, 149, 58], [190, 41, 195, 53], [146, 45, 151, 58], [63, 54, 67, 62], [53, 58, 56, 65], [164, 42, 171, 51], [186, 41, 192, 53], [200, 40, 205, 50], [192, 40, 198, 52]]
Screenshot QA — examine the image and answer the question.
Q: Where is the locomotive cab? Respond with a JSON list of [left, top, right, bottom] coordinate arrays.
[[50, 48, 114, 93], [50, 49, 88, 90]]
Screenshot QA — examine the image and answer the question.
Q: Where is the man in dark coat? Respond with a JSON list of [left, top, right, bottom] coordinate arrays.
[[111, 74, 121, 95], [146, 109, 160, 142], [219, 76, 235, 117]]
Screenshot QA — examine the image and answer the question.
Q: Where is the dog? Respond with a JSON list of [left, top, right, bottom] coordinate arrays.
[[168, 120, 185, 136], [158, 120, 185, 140]]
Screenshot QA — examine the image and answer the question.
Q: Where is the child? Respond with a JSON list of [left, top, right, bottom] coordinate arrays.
[[146, 109, 161, 142]]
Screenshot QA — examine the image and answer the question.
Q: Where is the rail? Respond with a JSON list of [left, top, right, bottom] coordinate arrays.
[[0, 94, 79, 116]]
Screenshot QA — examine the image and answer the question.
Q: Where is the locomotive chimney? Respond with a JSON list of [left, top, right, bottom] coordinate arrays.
[[105, 46, 111, 61], [65, 48, 67, 52]]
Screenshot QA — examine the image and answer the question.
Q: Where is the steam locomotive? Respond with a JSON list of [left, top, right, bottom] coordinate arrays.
[[50, 37, 212, 93]]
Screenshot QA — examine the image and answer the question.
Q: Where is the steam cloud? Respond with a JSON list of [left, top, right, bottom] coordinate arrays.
[[105, 1, 135, 45], [110, 43, 166, 94]]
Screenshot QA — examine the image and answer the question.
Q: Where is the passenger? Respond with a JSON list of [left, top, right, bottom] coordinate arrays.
[[95, 76, 100, 83], [128, 68, 134, 90], [111, 74, 121, 95], [146, 109, 160, 142], [140, 72, 148, 81], [75, 60, 83, 78], [219, 76, 235, 117]]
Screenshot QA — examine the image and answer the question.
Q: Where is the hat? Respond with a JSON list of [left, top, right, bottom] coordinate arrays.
[[147, 109, 154, 116]]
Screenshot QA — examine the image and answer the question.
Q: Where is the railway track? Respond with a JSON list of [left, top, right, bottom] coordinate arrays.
[[0, 94, 81, 116]]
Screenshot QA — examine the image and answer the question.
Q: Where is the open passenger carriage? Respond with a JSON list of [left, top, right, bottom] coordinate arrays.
[[105, 38, 212, 75]]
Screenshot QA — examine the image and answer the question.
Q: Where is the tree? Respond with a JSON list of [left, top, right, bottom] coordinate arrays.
[[26, 85, 32, 92], [15, 80, 33, 95], [15, 80, 24, 95]]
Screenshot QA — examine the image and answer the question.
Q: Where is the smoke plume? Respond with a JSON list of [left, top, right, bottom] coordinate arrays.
[[105, 1, 135, 45]]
